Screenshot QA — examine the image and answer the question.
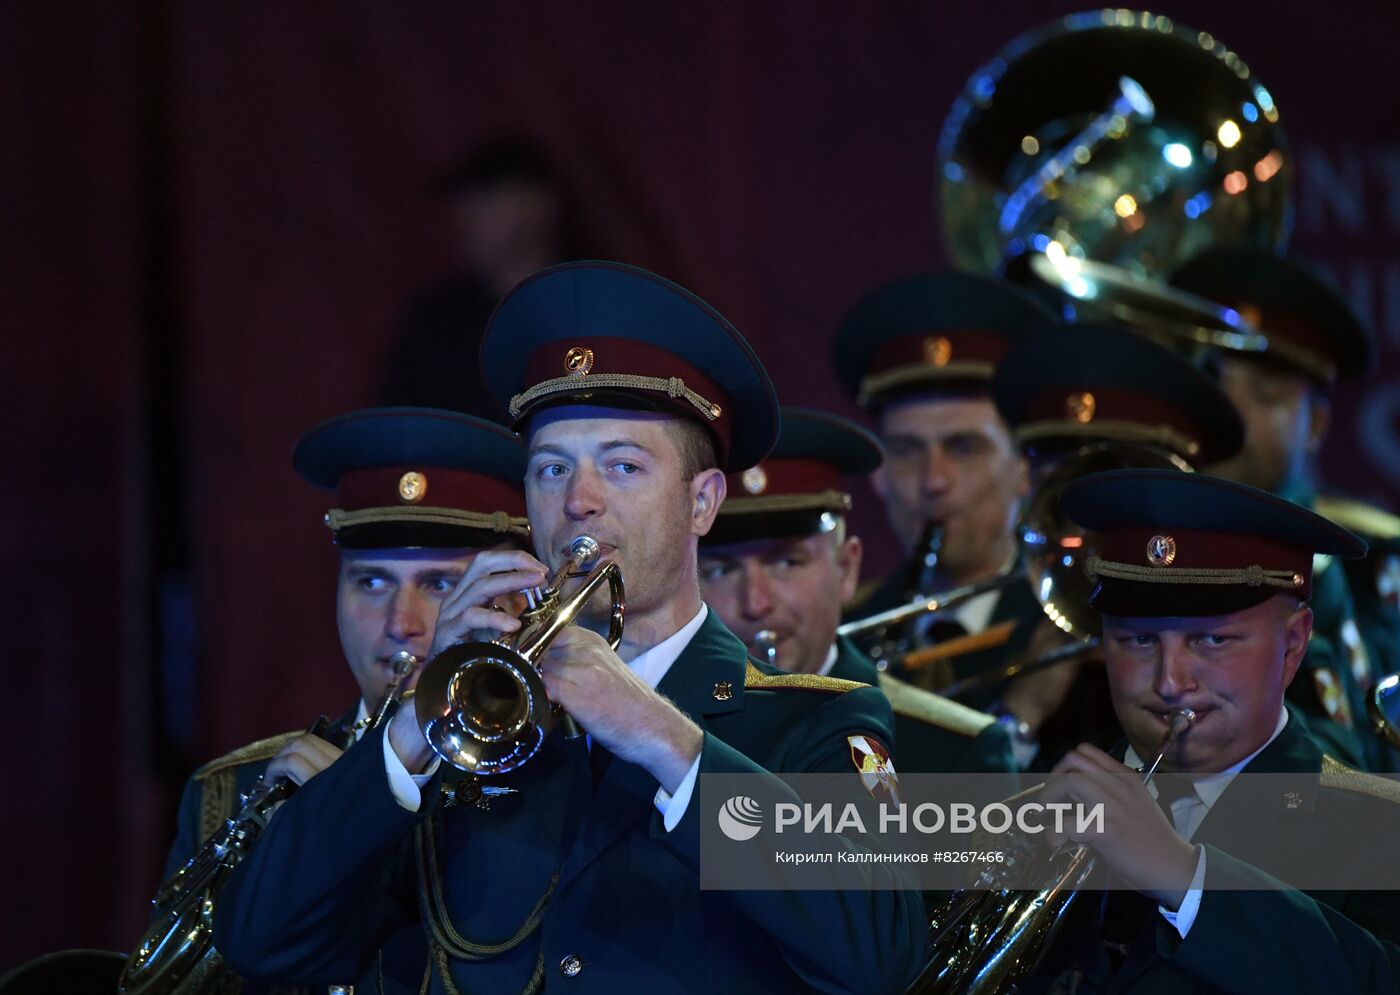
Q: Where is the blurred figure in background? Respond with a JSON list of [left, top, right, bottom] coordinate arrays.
[[382, 137, 588, 419]]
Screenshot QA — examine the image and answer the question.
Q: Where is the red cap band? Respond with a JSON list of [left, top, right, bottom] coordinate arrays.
[[336, 466, 526, 518]]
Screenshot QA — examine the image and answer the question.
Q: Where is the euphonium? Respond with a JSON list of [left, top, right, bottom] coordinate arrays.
[[413, 534, 624, 776], [119, 651, 420, 995], [907, 707, 1195, 994]]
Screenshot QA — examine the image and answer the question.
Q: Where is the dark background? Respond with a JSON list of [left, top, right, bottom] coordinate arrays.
[[5, 0, 1397, 966]]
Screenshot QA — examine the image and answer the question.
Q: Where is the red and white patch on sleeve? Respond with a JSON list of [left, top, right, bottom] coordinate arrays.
[[848, 735, 900, 806], [1313, 668, 1354, 727]]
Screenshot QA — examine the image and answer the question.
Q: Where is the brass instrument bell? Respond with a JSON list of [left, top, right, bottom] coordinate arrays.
[[414, 535, 625, 776]]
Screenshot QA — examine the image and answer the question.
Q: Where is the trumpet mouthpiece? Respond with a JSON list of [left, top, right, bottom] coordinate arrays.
[[570, 535, 601, 567], [388, 651, 419, 677], [1168, 708, 1196, 738]]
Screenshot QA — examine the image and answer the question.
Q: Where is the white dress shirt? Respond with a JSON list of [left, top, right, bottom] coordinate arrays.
[[1122, 706, 1290, 937], [382, 606, 710, 834]]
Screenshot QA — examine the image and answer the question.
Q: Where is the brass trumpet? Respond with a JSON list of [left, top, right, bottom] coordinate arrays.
[[753, 629, 779, 668], [119, 652, 420, 995], [908, 708, 1195, 994], [413, 535, 624, 776]]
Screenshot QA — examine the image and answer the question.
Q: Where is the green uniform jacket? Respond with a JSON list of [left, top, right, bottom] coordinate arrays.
[[1275, 482, 1379, 769], [1030, 715, 1400, 993], [215, 611, 926, 994], [155, 707, 429, 995], [830, 635, 1016, 775]]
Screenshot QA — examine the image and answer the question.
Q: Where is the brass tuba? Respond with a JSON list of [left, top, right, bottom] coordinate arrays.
[[413, 534, 624, 775], [119, 652, 420, 995]]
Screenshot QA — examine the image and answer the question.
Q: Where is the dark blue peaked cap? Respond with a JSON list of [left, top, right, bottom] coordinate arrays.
[[293, 407, 529, 550], [832, 272, 1057, 410], [703, 406, 884, 546], [1062, 469, 1365, 617], [480, 261, 779, 471], [992, 323, 1245, 466]]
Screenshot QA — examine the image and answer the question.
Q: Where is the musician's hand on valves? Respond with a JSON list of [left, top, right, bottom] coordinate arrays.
[[266, 735, 345, 787], [1039, 743, 1199, 911], [426, 548, 549, 660], [536, 626, 703, 795]]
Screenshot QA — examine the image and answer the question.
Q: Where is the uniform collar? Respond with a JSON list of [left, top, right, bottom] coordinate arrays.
[[626, 604, 708, 689]]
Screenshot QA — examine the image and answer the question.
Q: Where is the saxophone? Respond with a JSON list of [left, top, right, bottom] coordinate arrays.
[[119, 652, 419, 995]]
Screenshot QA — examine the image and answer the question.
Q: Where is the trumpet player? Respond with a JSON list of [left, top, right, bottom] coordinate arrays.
[[1028, 469, 1400, 992], [162, 408, 531, 878], [697, 406, 1016, 775], [215, 262, 925, 993], [985, 322, 1247, 770]]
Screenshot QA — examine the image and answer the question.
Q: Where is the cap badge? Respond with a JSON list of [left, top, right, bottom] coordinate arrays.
[[1066, 391, 1096, 424], [712, 681, 734, 701], [1284, 790, 1303, 810], [1236, 302, 1264, 331], [398, 471, 428, 504], [1146, 534, 1177, 567], [563, 346, 595, 377], [741, 465, 768, 495], [922, 336, 953, 367]]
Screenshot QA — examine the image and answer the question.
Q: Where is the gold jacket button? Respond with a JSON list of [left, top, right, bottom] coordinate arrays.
[[560, 954, 583, 978]]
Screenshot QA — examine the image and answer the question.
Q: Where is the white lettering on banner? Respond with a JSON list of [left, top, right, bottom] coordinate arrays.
[[774, 803, 801, 832]]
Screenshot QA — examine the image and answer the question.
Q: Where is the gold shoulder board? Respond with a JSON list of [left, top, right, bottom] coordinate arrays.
[[877, 673, 996, 738], [193, 730, 303, 782], [1320, 754, 1400, 806], [743, 661, 868, 694], [1316, 496, 1400, 541]]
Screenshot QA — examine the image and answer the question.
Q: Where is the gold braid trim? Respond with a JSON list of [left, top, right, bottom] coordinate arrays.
[[1013, 420, 1200, 460], [718, 491, 852, 516], [510, 373, 721, 421], [877, 673, 994, 738], [857, 361, 993, 406], [197, 769, 235, 844], [193, 731, 302, 781], [1320, 755, 1400, 806], [743, 661, 868, 694], [191, 730, 301, 843], [1085, 555, 1303, 589], [415, 809, 554, 995], [325, 506, 530, 538]]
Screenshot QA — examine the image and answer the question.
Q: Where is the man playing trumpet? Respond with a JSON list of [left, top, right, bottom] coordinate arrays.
[[1026, 470, 1400, 992], [216, 262, 925, 993]]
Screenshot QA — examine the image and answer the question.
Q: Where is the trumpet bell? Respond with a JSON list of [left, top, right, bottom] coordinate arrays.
[[415, 642, 552, 775]]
